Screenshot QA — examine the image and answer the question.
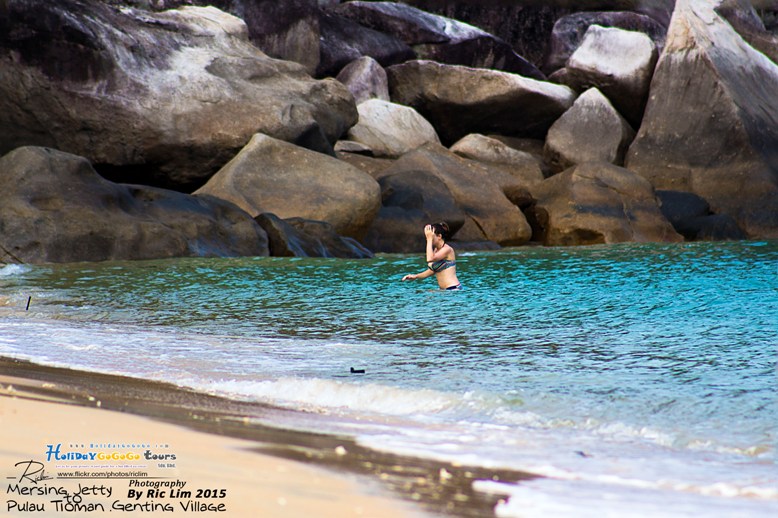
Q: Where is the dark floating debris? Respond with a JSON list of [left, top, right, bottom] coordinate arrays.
[[350, 367, 365, 374]]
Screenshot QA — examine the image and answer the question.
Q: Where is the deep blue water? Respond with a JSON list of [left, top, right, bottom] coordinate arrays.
[[1, 240, 776, 517]]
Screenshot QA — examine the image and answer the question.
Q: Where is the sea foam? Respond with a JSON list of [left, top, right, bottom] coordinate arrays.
[[0, 264, 31, 276], [209, 377, 460, 416]]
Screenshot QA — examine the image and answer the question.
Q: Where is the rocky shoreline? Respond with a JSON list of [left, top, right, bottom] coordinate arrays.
[[1, 0, 776, 264]]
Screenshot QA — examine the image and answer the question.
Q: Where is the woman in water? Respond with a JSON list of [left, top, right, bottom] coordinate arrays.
[[402, 222, 461, 290]]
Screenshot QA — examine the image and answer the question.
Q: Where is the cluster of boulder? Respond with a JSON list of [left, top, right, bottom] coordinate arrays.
[[0, 0, 776, 264]]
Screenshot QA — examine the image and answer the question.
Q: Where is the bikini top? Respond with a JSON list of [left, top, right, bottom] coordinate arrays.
[[428, 258, 456, 273]]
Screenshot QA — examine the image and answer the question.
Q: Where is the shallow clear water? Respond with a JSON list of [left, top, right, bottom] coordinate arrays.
[[1, 241, 776, 517]]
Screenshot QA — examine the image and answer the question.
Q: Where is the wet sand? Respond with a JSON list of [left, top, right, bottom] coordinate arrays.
[[0, 357, 534, 517]]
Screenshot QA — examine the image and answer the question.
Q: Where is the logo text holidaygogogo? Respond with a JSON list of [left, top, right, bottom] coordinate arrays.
[[44, 444, 175, 463]]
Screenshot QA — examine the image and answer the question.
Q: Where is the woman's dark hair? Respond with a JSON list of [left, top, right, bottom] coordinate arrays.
[[431, 222, 451, 241]]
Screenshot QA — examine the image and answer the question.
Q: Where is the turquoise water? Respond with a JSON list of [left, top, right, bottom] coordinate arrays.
[[1, 241, 776, 516]]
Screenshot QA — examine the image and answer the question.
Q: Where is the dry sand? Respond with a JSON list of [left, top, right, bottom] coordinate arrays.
[[0, 388, 423, 517]]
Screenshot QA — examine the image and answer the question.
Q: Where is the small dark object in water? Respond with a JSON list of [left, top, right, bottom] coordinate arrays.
[[350, 367, 365, 374], [575, 450, 591, 458], [26, 296, 31, 311]]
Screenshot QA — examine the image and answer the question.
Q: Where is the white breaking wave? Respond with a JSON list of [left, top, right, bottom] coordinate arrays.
[[0, 264, 31, 276], [209, 377, 461, 416]]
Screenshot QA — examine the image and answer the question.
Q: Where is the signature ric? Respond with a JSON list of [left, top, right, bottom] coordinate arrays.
[[12, 461, 53, 483]]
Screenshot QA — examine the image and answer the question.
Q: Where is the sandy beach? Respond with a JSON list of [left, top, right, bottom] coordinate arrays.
[[0, 357, 530, 518], [0, 382, 424, 517]]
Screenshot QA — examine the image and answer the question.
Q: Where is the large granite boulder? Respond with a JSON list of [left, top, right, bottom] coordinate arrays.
[[0, 1, 357, 191], [317, 10, 416, 77], [345, 99, 440, 157], [194, 134, 381, 239], [336, 56, 391, 104], [104, 0, 325, 75], [388, 60, 575, 145], [563, 25, 658, 127], [0, 147, 268, 264], [332, 1, 544, 78], [396, 0, 569, 68], [379, 144, 533, 245], [625, 0, 778, 239], [544, 88, 636, 173], [334, 1, 455, 44], [527, 162, 682, 246], [212, 0, 322, 76], [544, 11, 667, 74], [656, 190, 746, 241], [256, 213, 374, 258], [363, 170, 466, 253], [450, 134, 545, 188]]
